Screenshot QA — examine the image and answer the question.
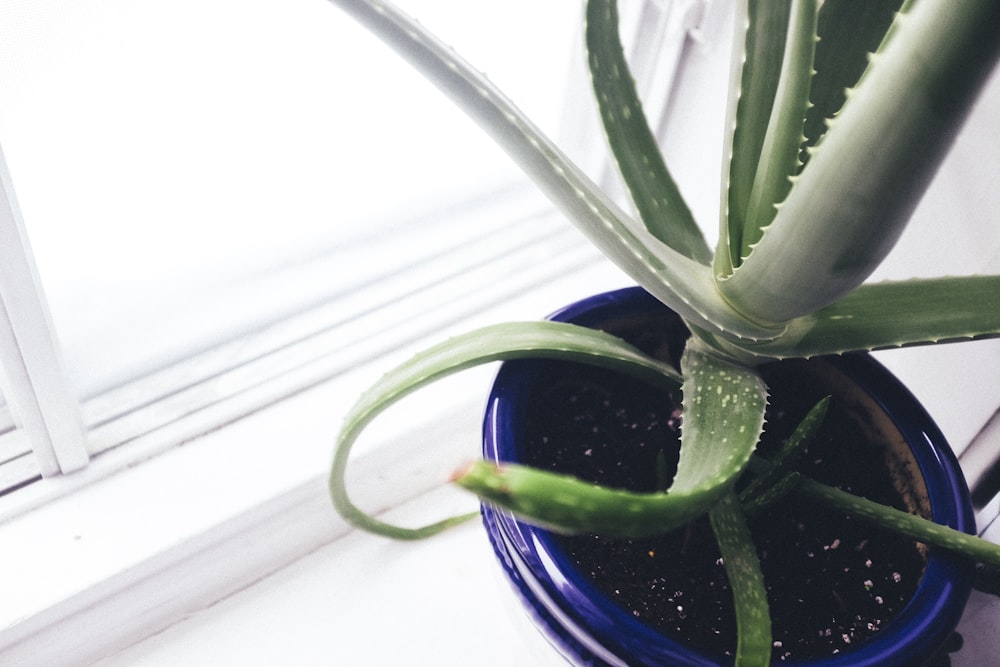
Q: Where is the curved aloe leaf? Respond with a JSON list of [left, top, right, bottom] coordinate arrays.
[[585, 0, 711, 265], [734, 276, 1000, 359], [327, 0, 784, 342], [794, 474, 1000, 569], [453, 461, 718, 538], [709, 490, 771, 666], [455, 344, 768, 537], [721, 0, 1000, 324], [330, 321, 682, 539], [800, 0, 905, 168], [672, 343, 768, 494], [741, 396, 828, 512]]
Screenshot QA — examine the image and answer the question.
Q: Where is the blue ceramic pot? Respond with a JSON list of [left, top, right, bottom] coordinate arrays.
[[481, 287, 974, 666]]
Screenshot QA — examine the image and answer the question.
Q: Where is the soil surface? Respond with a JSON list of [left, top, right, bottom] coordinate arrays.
[[519, 352, 926, 663]]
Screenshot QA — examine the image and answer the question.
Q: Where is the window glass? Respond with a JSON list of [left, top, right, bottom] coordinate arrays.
[[0, 0, 579, 400]]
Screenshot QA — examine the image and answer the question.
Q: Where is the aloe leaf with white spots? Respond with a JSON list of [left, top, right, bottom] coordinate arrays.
[[584, 0, 711, 264], [453, 345, 767, 539], [709, 490, 772, 667], [452, 460, 720, 539], [329, 321, 682, 538], [743, 453, 1000, 567], [325, 0, 782, 344], [793, 475, 1000, 569], [672, 344, 768, 496]]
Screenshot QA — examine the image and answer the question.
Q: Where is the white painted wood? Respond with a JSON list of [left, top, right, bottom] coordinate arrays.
[[0, 254, 631, 664], [78, 485, 1000, 667], [94, 488, 568, 667], [0, 142, 86, 476]]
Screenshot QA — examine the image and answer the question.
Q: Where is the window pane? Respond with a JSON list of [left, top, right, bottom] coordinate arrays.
[[0, 0, 579, 402]]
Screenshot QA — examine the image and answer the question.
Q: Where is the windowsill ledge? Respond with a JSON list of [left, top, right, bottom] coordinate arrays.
[[95, 486, 571, 666], [0, 256, 631, 666], [93, 474, 1000, 666]]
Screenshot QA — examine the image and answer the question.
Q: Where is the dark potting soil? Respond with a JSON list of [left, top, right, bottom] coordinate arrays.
[[520, 355, 926, 663]]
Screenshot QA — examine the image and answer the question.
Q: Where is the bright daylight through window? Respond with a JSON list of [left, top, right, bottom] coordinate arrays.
[[0, 1, 583, 504]]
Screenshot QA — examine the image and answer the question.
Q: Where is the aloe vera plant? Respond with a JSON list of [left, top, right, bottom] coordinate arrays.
[[327, 0, 1000, 662]]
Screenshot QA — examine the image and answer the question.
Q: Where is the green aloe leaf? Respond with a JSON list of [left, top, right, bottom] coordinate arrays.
[[800, 0, 906, 167], [709, 490, 772, 666], [735, 276, 1000, 358], [741, 396, 828, 513], [719, 0, 793, 275], [453, 460, 717, 538], [794, 474, 1000, 568], [740, 0, 817, 252], [329, 321, 682, 539], [671, 343, 769, 495], [720, 0, 1000, 324], [454, 344, 768, 537], [327, 0, 784, 342], [585, 0, 711, 265]]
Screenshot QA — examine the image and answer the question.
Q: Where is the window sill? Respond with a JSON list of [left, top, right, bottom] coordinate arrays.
[[0, 245, 630, 665], [95, 486, 571, 666], [89, 377, 1000, 667], [89, 510, 1000, 666]]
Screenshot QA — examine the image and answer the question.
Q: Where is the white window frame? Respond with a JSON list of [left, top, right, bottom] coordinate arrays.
[[0, 143, 87, 480]]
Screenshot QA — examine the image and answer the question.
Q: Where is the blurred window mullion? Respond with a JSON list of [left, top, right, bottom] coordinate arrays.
[[0, 142, 87, 479]]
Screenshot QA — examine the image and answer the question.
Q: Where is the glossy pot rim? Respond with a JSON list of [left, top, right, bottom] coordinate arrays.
[[482, 287, 975, 667]]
